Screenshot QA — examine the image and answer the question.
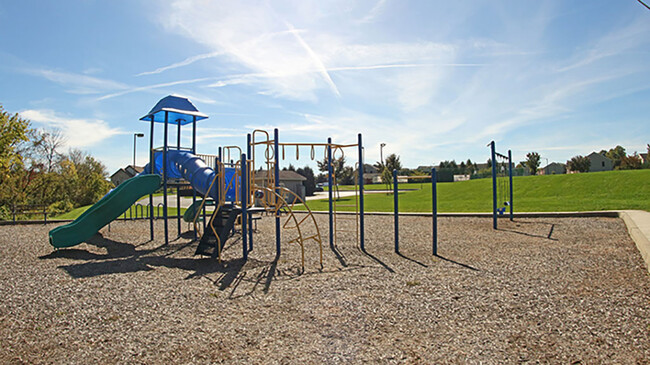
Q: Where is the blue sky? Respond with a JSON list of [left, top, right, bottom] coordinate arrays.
[[1, 0, 649, 173]]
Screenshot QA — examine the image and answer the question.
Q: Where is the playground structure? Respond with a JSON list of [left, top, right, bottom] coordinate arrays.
[[48, 95, 505, 270], [489, 141, 514, 229]]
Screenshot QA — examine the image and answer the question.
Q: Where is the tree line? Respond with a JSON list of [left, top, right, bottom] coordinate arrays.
[[0, 105, 112, 219]]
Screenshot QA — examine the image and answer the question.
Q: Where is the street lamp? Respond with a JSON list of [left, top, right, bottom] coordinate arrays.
[[133, 133, 144, 167], [380, 143, 386, 164]]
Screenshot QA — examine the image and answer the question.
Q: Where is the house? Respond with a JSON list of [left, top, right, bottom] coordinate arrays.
[[587, 152, 613, 172], [640, 153, 648, 164], [253, 170, 307, 203], [540, 162, 566, 175], [362, 164, 381, 184], [110, 165, 144, 186]]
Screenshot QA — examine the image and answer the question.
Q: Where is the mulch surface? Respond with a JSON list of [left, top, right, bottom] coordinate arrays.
[[0, 215, 649, 364]]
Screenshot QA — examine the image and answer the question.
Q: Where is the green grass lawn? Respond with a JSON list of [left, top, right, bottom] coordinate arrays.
[[304, 169, 650, 213], [55, 169, 650, 219]]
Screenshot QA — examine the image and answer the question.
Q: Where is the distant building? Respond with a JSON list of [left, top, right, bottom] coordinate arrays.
[[453, 174, 471, 182], [362, 164, 381, 184], [587, 152, 613, 172], [640, 153, 648, 164], [254, 170, 307, 203], [110, 165, 144, 186], [540, 162, 566, 175]]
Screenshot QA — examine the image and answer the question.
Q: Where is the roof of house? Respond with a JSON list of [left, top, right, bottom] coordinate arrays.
[[127, 165, 144, 174], [254, 170, 307, 181], [110, 168, 129, 179], [587, 152, 612, 161]]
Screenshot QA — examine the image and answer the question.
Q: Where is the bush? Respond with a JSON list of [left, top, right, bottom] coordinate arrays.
[[48, 200, 74, 216]]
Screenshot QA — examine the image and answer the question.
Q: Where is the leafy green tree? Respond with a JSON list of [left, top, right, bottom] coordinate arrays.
[[385, 153, 402, 172], [296, 166, 316, 196], [567, 155, 591, 173], [525, 152, 541, 175], [620, 153, 643, 170], [605, 146, 626, 169]]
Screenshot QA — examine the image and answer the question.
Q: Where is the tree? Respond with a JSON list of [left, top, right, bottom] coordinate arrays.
[[385, 153, 402, 172], [317, 156, 347, 185], [620, 153, 643, 170], [604, 146, 626, 169], [567, 155, 590, 173], [296, 166, 316, 196], [525, 152, 541, 175]]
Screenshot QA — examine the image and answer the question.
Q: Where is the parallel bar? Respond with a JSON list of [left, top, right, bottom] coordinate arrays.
[[393, 169, 399, 253], [241, 153, 248, 260], [162, 111, 169, 245], [274, 128, 281, 256], [247, 133, 253, 252], [148, 117, 154, 241], [490, 141, 497, 230], [358, 133, 365, 251], [432, 168, 437, 256], [508, 149, 514, 221], [327, 138, 334, 248]]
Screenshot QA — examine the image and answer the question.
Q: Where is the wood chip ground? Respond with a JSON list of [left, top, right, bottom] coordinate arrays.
[[1, 215, 649, 364]]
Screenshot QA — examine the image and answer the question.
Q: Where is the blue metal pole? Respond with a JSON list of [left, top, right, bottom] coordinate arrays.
[[176, 120, 181, 236], [508, 149, 514, 221], [393, 169, 399, 253], [163, 111, 169, 245], [247, 133, 253, 252], [148, 117, 154, 241], [327, 138, 333, 248], [432, 168, 437, 256], [274, 128, 281, 256], [358, 133, 365, 251], [490, 141, 497, 229], [192, 116, 197, 240], [241, 153, 248, 260]]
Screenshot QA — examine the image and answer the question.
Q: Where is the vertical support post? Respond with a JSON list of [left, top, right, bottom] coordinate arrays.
[[162, 111, 169, 245], [327, 138, 333, 248], [274, 128, 281, 256], [192, 116, 197, 240], [176, 120, 181, 236], [148, 117, 154, 241], [393, 169, 399, 253], [247, 133, 253, 251], [241, 153, 248, 260], [490, 141, 497, 230], [358, 133, 365, 251], [508, 149, 514, 221], [218, 147, 222, 168], [432, 168, 438, 256]]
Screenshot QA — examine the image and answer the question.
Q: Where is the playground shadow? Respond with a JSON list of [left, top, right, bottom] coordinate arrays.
[[500, 221, 558, 241], [39, 232, 292, 296], [434, 254, 479, 272], [361, 248, 395, 273], [396, 252, 428, 268]]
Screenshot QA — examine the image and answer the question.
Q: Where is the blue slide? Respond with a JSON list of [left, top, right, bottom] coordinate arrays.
[[49, 151, 237, 248], [144, 150, 239, 201]]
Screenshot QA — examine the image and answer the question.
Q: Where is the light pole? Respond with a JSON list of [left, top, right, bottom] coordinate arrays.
[[380, 143, 386, 164], [133, 133, 144, 167]]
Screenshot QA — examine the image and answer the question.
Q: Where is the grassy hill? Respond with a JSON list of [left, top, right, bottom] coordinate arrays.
[[54, 169, 649, 220], [302, 169, 650, 213]]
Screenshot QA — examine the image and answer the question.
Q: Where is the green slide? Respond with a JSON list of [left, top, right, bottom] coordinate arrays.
[[48, 174, 162, 248]]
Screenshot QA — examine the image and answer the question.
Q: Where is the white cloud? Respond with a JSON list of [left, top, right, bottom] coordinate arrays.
[[20, 109, 124, 148], [136, 51, 223, 76], [28, 69, 128, 94]]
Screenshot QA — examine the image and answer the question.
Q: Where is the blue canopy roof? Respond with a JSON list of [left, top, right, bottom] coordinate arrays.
[[140, 95, 208, 125]]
